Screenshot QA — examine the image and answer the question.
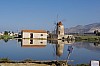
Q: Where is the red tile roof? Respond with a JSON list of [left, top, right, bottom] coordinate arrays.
[[57, 21, 63, 26], [21, 30, 47, 33], [21, 45, 46, 48]]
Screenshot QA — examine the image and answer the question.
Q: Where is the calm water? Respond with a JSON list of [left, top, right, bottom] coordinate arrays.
[[0, 39, 100, 64]]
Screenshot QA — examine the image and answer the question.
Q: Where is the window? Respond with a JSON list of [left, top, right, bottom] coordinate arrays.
[[30, 40, 33, 44], [30, 33, 33, 38], [62, 40, 64, 42], [59, 31, 60, 34], [62, 37, 64, 39], [40, 42, 43, 44], [41, 34, 43, 36]]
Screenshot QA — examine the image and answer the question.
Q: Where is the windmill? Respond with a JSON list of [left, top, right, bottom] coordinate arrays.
[[53, 15, 66, 35]]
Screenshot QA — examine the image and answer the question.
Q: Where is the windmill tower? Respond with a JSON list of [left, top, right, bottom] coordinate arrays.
[[56, 21, 64, 35], [56, 43, 64, 57]]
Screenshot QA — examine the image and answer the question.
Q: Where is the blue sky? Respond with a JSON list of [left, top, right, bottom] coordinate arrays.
[[0, 0, 100, 32]]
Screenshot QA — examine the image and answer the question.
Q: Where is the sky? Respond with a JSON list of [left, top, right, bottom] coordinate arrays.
[[0, 0, 100, 32]]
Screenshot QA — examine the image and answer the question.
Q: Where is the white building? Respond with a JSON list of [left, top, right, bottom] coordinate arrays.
[[21, 39, 47, 48], [56, 21, 64, 36], [0, 32, 4, 36], [21, 30, 47, 39]]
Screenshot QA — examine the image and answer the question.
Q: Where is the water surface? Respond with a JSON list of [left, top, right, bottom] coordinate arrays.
[[0, 39, 100, 64]]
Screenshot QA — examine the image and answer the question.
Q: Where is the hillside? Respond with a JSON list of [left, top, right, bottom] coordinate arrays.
[[65, 23, 100, 33]]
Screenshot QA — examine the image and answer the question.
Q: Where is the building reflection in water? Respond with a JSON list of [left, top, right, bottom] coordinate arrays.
[[93, 42, 100, 47], [19, 39, 75, 58], [18, 39, 74, 57], [18, 39, 74, 66], [21, 39, 47, 48], [56, 43, 64, 57], [48, 40, 75, 57], [48, 40, 74, 66], [73, 41, 100, 52]]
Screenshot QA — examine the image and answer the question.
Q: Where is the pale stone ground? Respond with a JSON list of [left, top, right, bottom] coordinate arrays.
[[0, 63, 68, 66], [0, 63, 50, 66]]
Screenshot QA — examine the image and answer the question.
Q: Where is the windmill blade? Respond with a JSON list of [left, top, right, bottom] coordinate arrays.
[[53, 25, 57, 34], [52, 21, 57, 34]]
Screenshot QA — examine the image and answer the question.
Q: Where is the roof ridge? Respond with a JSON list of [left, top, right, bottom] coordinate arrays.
[[21, 30, 47, 33]]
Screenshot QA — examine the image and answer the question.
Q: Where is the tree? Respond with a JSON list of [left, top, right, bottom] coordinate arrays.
[[12, 31, 14, 34], [94, 30, 99, 35], [94, 30, 100, 36], [4, 31, 8, 35], [3, 39, 9, 43]]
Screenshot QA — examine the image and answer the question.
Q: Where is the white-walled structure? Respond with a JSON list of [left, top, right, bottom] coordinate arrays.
[[21, 30, 47, 39], [56, 22, 64, 35], [0, 32, 4, 36]]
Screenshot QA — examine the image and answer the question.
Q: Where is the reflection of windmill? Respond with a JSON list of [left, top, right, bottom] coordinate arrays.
[[52, 44, 60, 62], [56, 44, 64, 57], [52, 41, 71, 66], [52, 40, 65, 61]]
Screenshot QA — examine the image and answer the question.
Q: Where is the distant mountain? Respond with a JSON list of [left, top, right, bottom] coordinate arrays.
[[65, 23, 100, 33], [73, 42, 100, 52]]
